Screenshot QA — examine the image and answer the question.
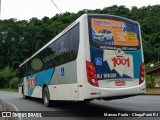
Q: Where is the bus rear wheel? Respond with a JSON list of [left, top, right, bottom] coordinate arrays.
[[43, 87, 51, 107]]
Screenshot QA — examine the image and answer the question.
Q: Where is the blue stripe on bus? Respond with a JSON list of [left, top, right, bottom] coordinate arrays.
[[125, 50, 142, 78], [28, 67, 55, 96], [35, 67, 55, 87]]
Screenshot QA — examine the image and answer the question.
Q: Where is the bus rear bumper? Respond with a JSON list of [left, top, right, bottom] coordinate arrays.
[[84, 81, 145, 100], [100, 82, 146, 98]]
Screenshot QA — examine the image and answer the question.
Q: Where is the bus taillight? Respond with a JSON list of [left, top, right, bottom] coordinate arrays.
[[139, 63, 144, 85], [86, 61, 99, 87]]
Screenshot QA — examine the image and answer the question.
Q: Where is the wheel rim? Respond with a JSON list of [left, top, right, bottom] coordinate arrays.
[[44, 92, 48, 104]]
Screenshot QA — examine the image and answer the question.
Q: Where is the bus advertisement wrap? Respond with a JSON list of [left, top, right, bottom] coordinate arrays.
[[91, 18, 139, 46], [90, 17, 142, 81]]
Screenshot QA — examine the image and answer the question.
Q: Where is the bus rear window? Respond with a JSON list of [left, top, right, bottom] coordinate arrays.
[[89, 17, 140, 50]]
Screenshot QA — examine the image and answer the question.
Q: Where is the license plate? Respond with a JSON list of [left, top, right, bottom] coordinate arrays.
[[115, 81, 126, 86]]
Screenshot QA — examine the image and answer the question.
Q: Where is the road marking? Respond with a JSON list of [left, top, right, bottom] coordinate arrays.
[[3, 101, 23, 120]]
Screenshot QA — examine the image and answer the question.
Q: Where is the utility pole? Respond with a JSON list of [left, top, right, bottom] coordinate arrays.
[[50, 0, 62, 13], [158, 52, 159, 62], [0, 0, 1, 19]]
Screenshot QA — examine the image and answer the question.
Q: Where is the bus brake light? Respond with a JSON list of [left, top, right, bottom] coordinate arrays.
[[139, 63, 144, 85], [86, 61, 99, 87]]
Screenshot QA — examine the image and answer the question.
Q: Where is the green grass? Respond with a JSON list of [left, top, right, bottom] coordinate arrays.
[[0, 88, 18, 92], [146, 88, 160, 95]]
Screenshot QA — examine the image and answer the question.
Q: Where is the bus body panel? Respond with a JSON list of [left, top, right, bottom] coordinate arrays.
[[56, 84, 72, 100], [76, 15, 89, 100], [48, 85, 57, 100], [83, 82, 101, 99], [79, 14, 102, 100], [20, 67, 55, 98], [87, 15, 144, 91], [49, 61, 77, 100], [19, 19, 81, 101], [21, 60, 79, 100], [89, 46, 143, 88]]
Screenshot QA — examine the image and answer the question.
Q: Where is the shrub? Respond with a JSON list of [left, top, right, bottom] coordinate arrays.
[[0, 66, 16, 88], [145, 74, 155, 88], [10, 77, 19, 89]]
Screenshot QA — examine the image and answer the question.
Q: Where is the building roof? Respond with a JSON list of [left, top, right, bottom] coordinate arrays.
[[146, 64, 160, 74]]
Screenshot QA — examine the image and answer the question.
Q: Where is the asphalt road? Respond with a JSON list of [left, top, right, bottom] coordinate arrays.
[[0, 91, 160, 120]]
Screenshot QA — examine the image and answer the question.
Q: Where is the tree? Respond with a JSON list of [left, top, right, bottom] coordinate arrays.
[[0, 67, 16, 88], [0, 5, 160, 84]]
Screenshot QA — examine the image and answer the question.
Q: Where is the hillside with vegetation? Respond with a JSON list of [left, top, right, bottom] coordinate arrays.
[[0, 5, 160, 89]]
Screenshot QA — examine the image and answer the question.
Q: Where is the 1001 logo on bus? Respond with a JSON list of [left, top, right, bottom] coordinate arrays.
[[112, 57, 130, 67]]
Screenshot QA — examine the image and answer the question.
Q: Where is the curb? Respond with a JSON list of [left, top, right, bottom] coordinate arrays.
[[0, 100, 7, 111], [0, 100, 19, 120], [143, 94, 160, 96], [0, 100, 7, 120]]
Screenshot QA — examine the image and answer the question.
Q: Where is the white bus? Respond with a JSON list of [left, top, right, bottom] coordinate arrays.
[[18, 14, 145, 106]]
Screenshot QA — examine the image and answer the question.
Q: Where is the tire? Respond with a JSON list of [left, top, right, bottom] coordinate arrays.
[[43, 87, 51, 107], [79, 99, 92, 104], [84, 99, 92, 103]]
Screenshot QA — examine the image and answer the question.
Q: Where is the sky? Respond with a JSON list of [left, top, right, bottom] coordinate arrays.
[[1, 0, 160, 20]]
